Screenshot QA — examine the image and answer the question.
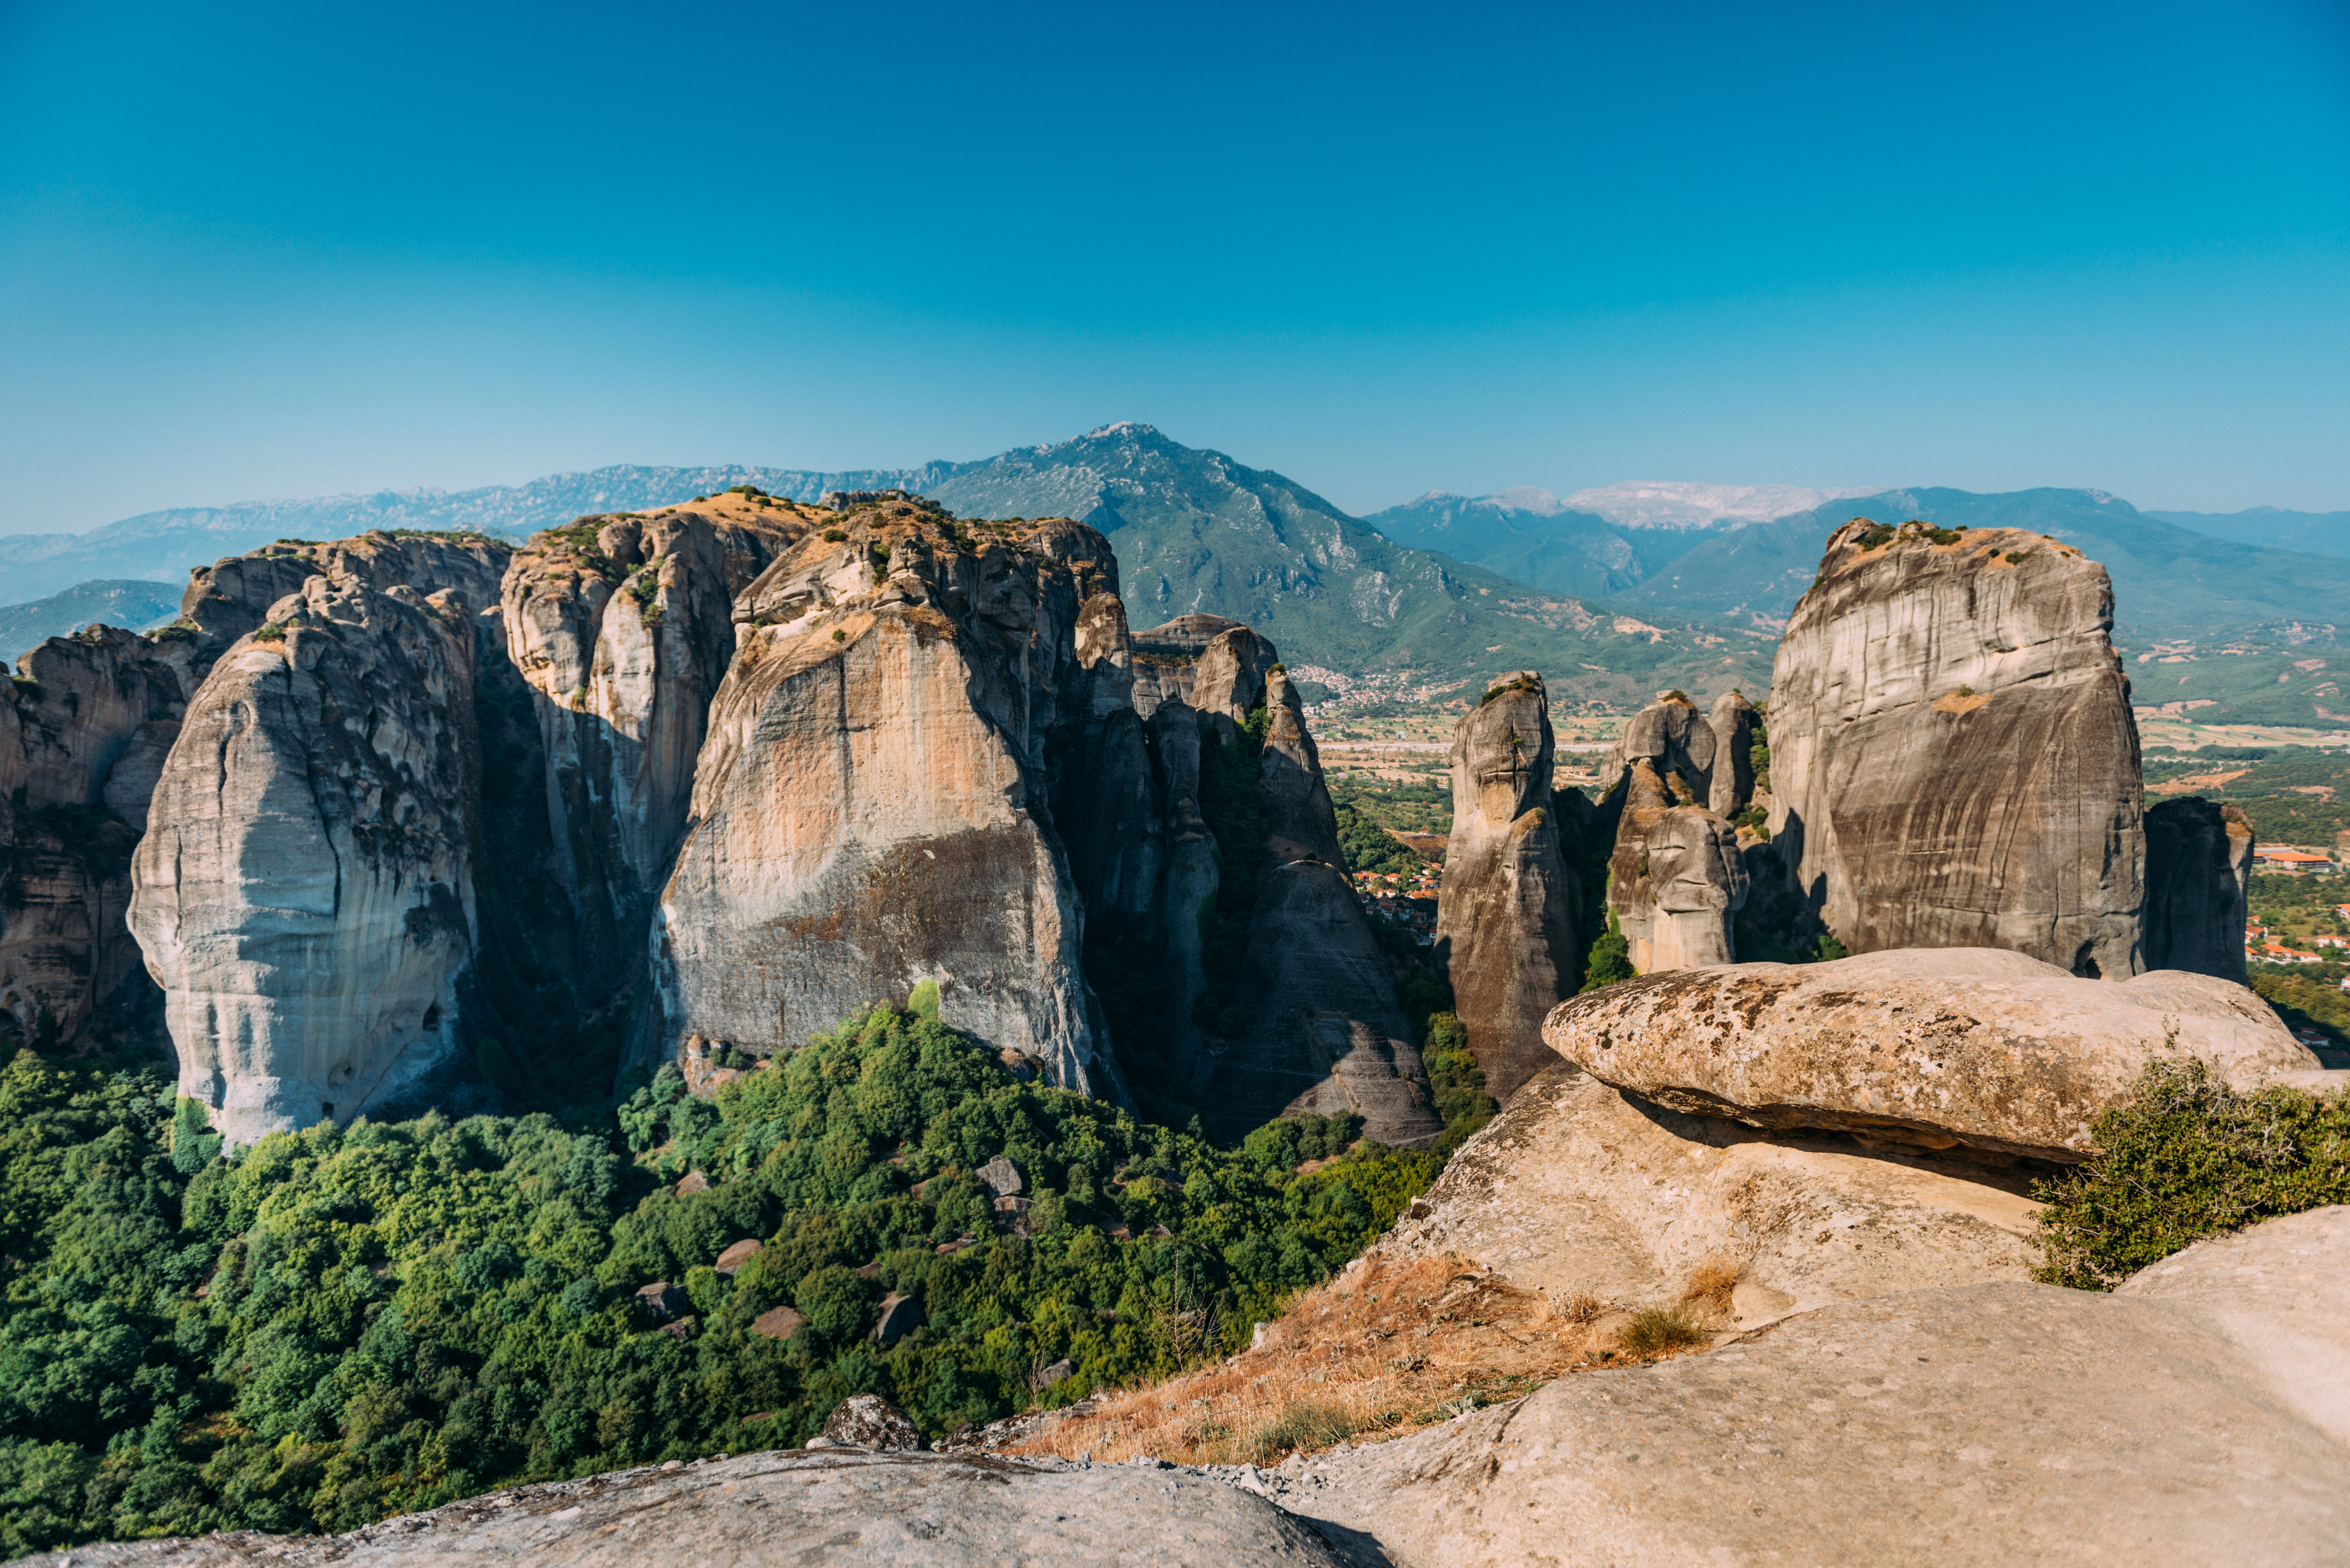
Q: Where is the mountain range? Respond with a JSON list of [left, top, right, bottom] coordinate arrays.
[[7, 429, 2347, 720]]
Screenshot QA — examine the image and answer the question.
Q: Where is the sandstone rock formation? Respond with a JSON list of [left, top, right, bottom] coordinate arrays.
[[1380, 1061, 2043, 1331], [1604, 757, 1748, 971], [0, 626, 196, 1052], [1300, 1208, 2350, 1567], [130, 574, 482, 1142], [499, 499, 798, 1055], [1597, 689, 1719, 801], [1050, 591, 1164, 929], [20, 1450, 1360, 1568], [652, 502, 1126, 1099], [1205, 860, 1443, 1146], [1703, 687, 1759, 815], [1542, 946, 2320, 1161], [1766, 518, 2146, 976], [1188, 624, 1277, 742], [1434, 672, 1582, 1101], [1258, 666, 1345, 866], [1126, 612, 1246, 717], [2143, 796, 2254, 984], [178, 531, 510, 676]]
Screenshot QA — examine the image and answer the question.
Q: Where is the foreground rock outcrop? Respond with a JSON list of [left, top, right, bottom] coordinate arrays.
[[652, 501, 1126, 1097], [16, 1449, 1363, 1568], [1297, 1207, 2350, 1567], [1766, 518, 2146, 976], [130, 574, 481, 1141], [1434, 672, 1583, 1101], [1543, 946, 2321, 1162]]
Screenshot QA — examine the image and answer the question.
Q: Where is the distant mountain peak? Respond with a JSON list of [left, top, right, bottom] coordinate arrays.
[[1081, 421, 1161, 442], [1558, 480, 1886, 530], [1480, 486, 1569, 516]]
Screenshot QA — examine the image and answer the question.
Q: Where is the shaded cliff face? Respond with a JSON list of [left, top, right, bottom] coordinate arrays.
[[499, 497, 800, 1050], [1434, 673, 1582, 1102], [1189, 626, 1277, 743], [1767, 519, 2145, 978], [654, 505, 1126, 1100], [1259, 667, 1344, 866], [1206, 861, 1442, 1147], [1053, 592, 1164, 927], [130, 575, 481, 1142], [1127, 613, 1245, 717], [2143, 797, 2252, 984], [0, 626, 197, 1052], [1607, 758, 1749, 971]]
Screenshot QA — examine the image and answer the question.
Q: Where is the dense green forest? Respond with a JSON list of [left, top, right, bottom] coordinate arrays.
[[0, 999, 1448, 1554]]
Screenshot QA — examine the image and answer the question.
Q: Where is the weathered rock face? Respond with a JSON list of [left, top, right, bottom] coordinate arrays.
[[24, 1450, 1359, 1568], [1205, 861, 1443, 1146], [1051, 592, 1164, 928], [1380, 1061, 2044, 1332], [1188, 625, 1277, 743], [180, 531, 510, 676], [1434, 673, 1582, 1102], [1605, 758, 1748, 971], [1597, 692, 1717, 802], [2143, 796, 2253, 983], [1257, 667, 1344, 866], [653, 506, 1126, 1099], [1704, 688, 1758, 815], [1767, 518, 2146, 976], [1127, 613, 1246, 717], [1303, 1208, 2350, 1568], [129, 575, 481, 1142], [0, 626, 198, 1052], [1543, 946, 2320, 1162], [499, 500, 798, 1050]]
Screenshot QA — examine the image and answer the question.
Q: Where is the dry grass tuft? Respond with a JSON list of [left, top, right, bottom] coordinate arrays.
[[999, 1254, 1596, 1467], [1557, 1291, 1608, 1325], [1679, 1257, 1742, 1320], [1619, 1304, 1710, 1357]]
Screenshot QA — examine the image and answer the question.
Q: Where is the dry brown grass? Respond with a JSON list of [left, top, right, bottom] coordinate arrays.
[[1679, 1256, 1743, 1321], [1000, 1252, 1693, 1468]]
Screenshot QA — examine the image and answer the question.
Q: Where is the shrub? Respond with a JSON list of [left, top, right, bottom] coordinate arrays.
[[1854, 523, 1896, 551], [2032, 1058, 2350, 1290], [822, 528, 847, 543], [252, 623, 286, 644], [1811, 932, 1849, 962], [1581, 922, 1634, 992], [1618, 1305, 1706, 1356]]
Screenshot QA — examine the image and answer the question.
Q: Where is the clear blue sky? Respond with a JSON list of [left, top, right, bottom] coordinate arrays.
[[2, 0, 2346, 533]]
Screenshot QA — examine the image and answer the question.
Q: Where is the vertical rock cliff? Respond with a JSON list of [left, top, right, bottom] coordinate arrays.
[[1433, 673, 1583, 1102], [498, 496, 798, 1059], [1766, 519, 2146, 977], [2143, 797, 2253, 984], [0, 627, 196, 1052], [1259, 667, 1346, 867], [179, 531, 511, 676], [652, 501, 1127, 1100], [1606, 758, 1751, 971], [130, 574, 481, 1141]]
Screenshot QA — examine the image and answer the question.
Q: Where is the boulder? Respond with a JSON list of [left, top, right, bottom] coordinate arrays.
[[2143, 796, 2254, 984], [1434, 672, 1583, 1101], [1604, 758, 1748, 971], [712, 1238, 762, 1275], [750, 1304, 805, 1340], [16, 1451, 1359, 1568], [1301, 1209, 2350, 1566], [976, 1154, 1024, 1199], [1542, 947, 2321, 1161], [822, 1393, 924, 1451], [1379, 1061, 2043, 1330], [873, 1291, 925, 1346], [652, 509, 1127, 1101], [1765, 518, 2146, 976], [129, 576, 481, 1142], [633, 1281, 686, 1319]]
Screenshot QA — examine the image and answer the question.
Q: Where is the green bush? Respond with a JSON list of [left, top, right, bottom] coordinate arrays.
[[1580, 921, 1634, 992], [2032, 1058, 2350, 1291], [822, 528, 847, 543], [1421, 1014, 1496, 1154], [1618, 1305, 1707, 1357]]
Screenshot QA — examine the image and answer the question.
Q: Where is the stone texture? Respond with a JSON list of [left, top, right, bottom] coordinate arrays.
[[499, 504, 797, 1060], [1204, 861, 1443, 1147], [653, 509, 1126, 1101], [873, 1292, 925, 1346], [1051, 592, 1164, 929], [1434, 672, 1582, 1101], [1189, 625, 1277, 744], [1766, 518, 2146, 976], [1380, 1062, 2044, 1331], [2143, 796, 2253, 984], [713, 1239, 762, 1274], [179, 531, 510, 677], [1259, 667, 1346, 866], [1126, 613, 1246, 717], [0, 626, 195, 1052], [750, 1304, 805, 1340], [1704, 688, 1759, 815], [1300, 1216, 2350, 1566], [13, 1451, 1361, 1568], [822, 1394, 924, 1451], [129, 574, 481, 1142], [1597, 691, 1717, 801], [1605, 758, 1748, 972], [1542, 946, 2320, 1161], [977, 1154, 1024, 1198]]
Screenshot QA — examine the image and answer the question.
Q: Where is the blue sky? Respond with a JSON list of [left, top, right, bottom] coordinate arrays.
[[2, 0, 2346, 533]]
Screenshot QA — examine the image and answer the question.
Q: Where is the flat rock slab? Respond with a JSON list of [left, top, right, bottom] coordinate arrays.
[[1296, 1264, 2350, 1566], [1544, 947, 2318, 1160], [13, 1451, 1364, 1568], [1381, 1062, 2043, 1328]]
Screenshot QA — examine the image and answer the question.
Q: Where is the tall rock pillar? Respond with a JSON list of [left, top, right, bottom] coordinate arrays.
[[1434, 672, 1582, 1102], [1766, 519, 2146, 978], [2143, 797, 2253, 984]]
